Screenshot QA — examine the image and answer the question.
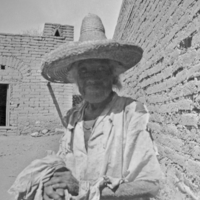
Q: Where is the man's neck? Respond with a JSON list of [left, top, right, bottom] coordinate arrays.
[[87, 92, 114, 111], [84, 92, 114, 121]]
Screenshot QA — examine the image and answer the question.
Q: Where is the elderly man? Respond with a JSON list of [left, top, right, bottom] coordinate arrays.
[[41, 13, 163, 200], [9, 14, 162, 200]]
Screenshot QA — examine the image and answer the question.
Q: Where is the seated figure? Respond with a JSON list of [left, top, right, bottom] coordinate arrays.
[[10, 13, 163, 200]]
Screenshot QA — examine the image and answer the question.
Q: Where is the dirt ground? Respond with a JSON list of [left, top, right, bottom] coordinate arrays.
[[0, 134, 61, 200]]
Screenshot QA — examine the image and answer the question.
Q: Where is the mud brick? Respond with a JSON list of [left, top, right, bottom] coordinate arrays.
[[164, 146, 186, 167], [0, 22, 74, 134], [180, 114, 198, 127], [186, 159, 200, 175]]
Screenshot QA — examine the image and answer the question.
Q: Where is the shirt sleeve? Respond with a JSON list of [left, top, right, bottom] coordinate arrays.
[[122, 101, 163, 183]]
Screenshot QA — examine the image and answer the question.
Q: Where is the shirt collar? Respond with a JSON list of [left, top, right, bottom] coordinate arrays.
[[67, 92, 118, 129]]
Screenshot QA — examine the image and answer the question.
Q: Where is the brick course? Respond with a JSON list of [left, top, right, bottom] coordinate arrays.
[[0, 23, 74, 135], [114, 0, 200, 198]]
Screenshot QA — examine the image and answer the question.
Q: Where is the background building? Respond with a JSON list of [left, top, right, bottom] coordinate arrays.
[[0, 23, 74, 135]]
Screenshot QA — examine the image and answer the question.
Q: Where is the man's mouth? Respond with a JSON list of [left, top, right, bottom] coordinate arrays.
[[86, 85, 101, 89], [86, 82, 102, 87]]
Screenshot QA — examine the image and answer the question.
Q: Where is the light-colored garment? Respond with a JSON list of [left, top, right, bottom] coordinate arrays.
[[83, 119, 96, 149], [8, 151, 67, 200], [8, 93, 162, 200], [58, 93, 163, 199]]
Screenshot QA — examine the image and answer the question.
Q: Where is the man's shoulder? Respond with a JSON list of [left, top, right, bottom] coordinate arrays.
[[63, 101, 85, 127], [114, 95, 148, 114]]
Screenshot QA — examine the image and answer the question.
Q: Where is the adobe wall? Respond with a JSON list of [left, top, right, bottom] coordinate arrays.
[[0, 25, 74, 135], [114, 0, 200, 199]]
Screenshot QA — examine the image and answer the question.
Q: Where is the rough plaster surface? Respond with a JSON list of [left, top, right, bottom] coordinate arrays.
[[114, 0, 200, 199], [0, 24, 74, 135]]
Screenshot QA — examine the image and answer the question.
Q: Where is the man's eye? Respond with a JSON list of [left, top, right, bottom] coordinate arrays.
[[80, 68, 87, 74], [98, 67, 106, 71]]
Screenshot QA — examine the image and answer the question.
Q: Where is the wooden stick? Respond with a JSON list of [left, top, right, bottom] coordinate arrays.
[[47, 82, 65, 127]]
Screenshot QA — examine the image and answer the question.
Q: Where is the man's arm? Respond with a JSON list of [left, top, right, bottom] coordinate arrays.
[[101, 180, 159, 199]]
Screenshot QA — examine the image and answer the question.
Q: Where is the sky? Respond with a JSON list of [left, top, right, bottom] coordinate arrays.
[[0, 0, 123, 41]]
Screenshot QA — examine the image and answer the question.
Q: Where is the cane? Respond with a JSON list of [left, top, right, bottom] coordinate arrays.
[[47, 82, 65, 127]]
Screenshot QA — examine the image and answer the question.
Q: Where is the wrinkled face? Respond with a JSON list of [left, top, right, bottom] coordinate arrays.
[[73, 59, 114, 103]]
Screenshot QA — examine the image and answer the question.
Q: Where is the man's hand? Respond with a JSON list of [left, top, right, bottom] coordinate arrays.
[[43, 170, 79, 200], [43, 186, 65, 200], [101, 180, 159, 199]]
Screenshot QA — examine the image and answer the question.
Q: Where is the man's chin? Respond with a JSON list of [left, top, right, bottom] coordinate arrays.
[[84, 93, 109, 103], [86, 96, 106, 104]]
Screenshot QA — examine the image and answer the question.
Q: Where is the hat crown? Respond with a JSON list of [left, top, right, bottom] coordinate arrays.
[[79, 13, 107, 42]]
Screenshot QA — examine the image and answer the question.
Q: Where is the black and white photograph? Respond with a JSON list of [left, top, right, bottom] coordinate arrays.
[[0, 0, 200, 200]]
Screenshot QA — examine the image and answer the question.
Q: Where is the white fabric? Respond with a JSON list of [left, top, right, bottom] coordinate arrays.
[[83, 119, 96, 147], [8, 151, 66, 200], [8, 93, 163, 200], [57, 93, 163, 200]]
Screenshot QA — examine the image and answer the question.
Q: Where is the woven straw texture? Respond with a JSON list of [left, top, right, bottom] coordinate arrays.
[[41, 14, 143, 83]]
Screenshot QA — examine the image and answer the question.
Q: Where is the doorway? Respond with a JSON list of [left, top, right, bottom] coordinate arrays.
[[0, 84, 8, 126]]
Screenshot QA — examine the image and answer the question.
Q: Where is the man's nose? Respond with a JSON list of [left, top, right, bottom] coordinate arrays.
[[86, 79, 101, 84], [87, 71, 103, 79]]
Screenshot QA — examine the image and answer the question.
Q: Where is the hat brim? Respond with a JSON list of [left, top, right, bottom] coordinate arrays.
[[41, 39, 143, 83]]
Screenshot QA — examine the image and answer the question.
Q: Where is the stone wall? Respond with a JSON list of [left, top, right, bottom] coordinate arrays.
[[0, 24, 74, 135], [114, 0, 200, 199]]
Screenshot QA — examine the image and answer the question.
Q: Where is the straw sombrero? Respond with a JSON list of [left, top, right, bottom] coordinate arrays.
[[41, 13, 143, 83]]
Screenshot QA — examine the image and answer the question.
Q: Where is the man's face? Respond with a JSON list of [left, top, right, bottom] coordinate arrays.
[[74, 59, 114, 103]]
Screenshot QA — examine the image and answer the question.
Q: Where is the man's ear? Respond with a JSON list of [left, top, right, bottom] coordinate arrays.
[[70, 62, 79, 83]]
